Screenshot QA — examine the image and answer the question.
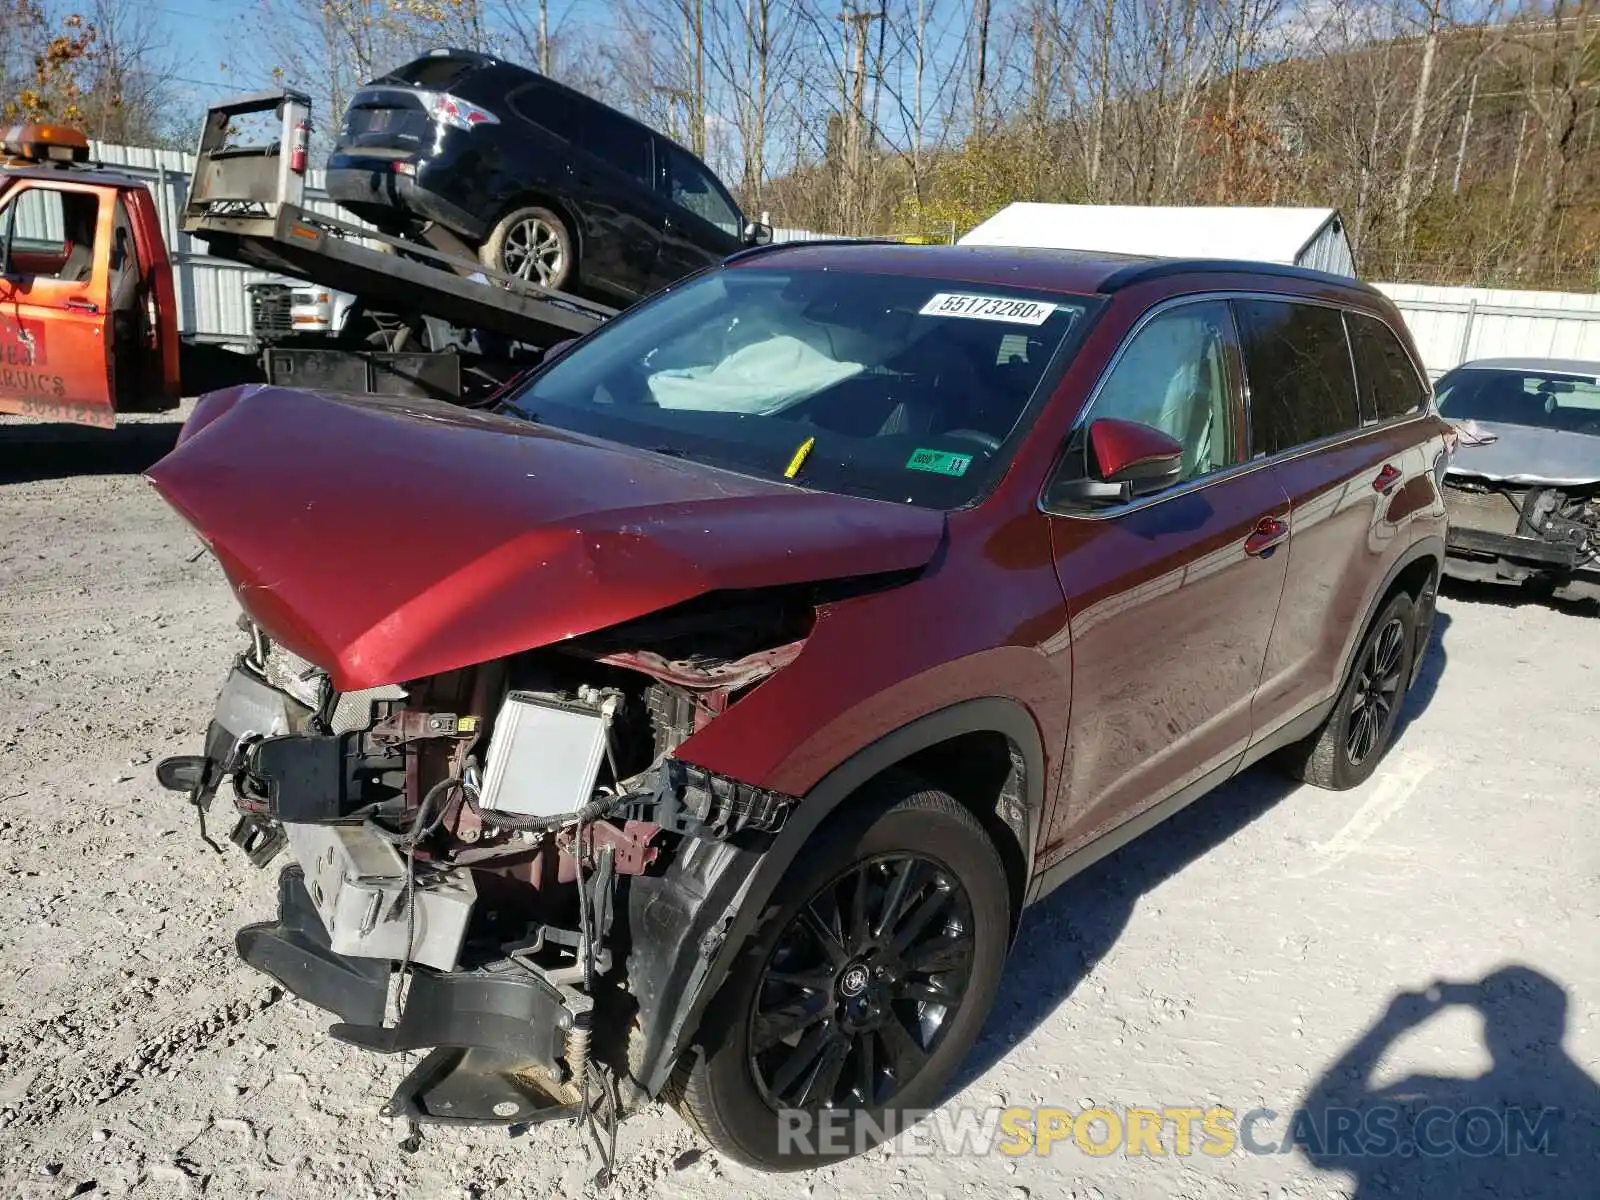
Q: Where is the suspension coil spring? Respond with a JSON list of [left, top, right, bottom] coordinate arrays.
[[565, 1011, 592, 1094]]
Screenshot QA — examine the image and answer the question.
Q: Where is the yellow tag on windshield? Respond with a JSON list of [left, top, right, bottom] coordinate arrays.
[[784, 436, 816, 479]]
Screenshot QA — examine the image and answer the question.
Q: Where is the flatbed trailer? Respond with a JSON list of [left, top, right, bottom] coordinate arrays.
[[178, 90, 615, 401]]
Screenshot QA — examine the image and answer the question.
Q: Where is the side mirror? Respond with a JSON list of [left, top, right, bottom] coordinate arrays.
[[742, 220, 773, 247], [1053, 417, 1184, 506]]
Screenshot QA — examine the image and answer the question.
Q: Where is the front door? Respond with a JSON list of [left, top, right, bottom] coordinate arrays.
[[1041, 299, 1291, 853], [0, 180, 115, 428], [650, 142, 743, 292]]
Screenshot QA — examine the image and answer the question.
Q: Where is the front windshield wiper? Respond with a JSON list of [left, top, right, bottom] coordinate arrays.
[[646, 444, 689, 458]]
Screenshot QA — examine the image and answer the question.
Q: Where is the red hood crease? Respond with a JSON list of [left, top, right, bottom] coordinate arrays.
[[147, 386, 946, 690]]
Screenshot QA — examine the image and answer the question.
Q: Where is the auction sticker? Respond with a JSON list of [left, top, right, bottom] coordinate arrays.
[[919, 292, 1056, 325], [906, 448, 973, 476]]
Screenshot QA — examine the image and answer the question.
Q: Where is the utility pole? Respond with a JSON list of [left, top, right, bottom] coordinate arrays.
[[687, 0, 706, 157], [539, 0, 550, 75], [973, 0, 991, 138], [836, 5, 883, 234]]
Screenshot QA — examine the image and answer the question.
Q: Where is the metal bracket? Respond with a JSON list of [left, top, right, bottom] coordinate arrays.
[[229, 813, 286, 867]]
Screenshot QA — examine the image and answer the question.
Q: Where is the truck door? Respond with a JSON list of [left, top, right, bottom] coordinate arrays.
[[0, 179, 116, 428], [108, 188, 181, 413]]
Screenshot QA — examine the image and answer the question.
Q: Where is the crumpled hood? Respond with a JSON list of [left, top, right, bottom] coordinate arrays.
[[1447, 420, 1600, 486], [146, 385, 945, 690]]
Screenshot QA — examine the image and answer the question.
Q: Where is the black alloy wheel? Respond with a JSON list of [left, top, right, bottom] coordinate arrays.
[[1345, 615, 1406, 767], [668, 778, 1011, 1170], [748, 852, 976, 1111]]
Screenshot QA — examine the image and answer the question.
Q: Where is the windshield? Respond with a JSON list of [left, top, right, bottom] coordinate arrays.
[[501, 266, 1094, 508], [1436, 367, 1600, 437]]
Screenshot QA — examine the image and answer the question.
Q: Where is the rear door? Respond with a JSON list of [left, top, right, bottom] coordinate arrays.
[[521, 90, 663, 299], [1242, 298, 1430, 739], [0, 180, 115, 428], [1041, 298, 1292, 850], [651, 142, 744, 290]]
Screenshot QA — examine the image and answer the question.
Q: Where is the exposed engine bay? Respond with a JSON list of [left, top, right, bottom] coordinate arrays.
[[155, 587, 830, 1158], [1442, 475, 1600, 597]]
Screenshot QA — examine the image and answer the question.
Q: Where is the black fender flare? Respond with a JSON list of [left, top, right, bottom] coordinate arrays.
[[627, 696, 1048, 1097], [1359, 535, 1443, 685]]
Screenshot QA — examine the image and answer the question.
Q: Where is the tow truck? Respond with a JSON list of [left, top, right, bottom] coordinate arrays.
[[0, 91, 614, 430]]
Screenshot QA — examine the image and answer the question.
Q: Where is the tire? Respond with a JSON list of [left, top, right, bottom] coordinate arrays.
[[478, 205, 573, 290], [1275, 590, 1417, 790], [668, 775, 1011, 1170]]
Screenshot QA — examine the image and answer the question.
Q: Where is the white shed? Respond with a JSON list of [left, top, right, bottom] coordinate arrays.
[[958, 203, 1356, 278]]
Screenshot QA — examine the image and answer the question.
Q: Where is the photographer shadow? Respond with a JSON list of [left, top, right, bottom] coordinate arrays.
[[1298, 966, 1599, 1198]]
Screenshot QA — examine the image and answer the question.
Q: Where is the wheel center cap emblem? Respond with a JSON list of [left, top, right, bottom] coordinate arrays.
[[839, 965, 870, 997]]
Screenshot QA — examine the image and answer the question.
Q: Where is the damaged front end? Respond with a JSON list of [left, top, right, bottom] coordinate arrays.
[[1442, 475, 1600, 600], [157, 593, 816, 1136]]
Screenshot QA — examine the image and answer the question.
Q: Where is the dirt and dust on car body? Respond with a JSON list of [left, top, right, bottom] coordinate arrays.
[[144, 242, 1451, 1177], [1436, 359, 1600, 602]]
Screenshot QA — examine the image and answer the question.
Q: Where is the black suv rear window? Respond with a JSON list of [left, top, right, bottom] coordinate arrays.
[[377, 54, 478, 89], [1236, 299, 1361, 456], [1348, 311, 1427, 422]]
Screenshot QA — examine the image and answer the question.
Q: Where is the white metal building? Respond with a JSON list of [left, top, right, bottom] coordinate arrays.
[[958, 203, 1356, 278]]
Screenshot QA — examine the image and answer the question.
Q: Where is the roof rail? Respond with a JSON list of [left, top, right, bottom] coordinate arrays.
[[723, 236, 909, 265], [1099, 257, 1379, 293]]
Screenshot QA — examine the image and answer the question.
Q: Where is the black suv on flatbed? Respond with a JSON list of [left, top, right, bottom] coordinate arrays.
[[326, 49, 770, 302]]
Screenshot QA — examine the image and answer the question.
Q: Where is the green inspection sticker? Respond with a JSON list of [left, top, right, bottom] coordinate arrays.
[[906, 448, 974, 477]]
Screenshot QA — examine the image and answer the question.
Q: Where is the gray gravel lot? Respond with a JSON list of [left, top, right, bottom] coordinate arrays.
[[1, 407, 1596, 1199]]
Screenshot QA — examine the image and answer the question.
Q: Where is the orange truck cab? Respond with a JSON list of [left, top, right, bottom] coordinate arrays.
[[0, 122, 180, 428]]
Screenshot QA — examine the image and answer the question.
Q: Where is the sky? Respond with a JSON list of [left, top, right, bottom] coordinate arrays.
[[160, 0, 620, 114]]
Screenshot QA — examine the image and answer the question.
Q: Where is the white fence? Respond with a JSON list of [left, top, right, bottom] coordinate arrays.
[[1373, 282, 1600, 379]]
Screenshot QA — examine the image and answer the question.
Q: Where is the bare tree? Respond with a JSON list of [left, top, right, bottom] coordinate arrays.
[[78, 0, 182, 146]]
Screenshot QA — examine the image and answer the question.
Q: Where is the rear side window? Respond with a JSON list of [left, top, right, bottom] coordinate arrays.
[[1347, 311, 1427, 422], [377, 54, 478, 90], [1236, 299, 1360, 456], [508, 80, 581, 138]]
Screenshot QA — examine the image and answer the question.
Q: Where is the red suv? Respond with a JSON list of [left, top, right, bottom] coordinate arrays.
[[150, 243, 1448, 1171]]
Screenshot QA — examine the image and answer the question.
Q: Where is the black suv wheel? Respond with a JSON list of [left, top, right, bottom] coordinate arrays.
[[1277, 590, 1417, 790], [669, 775, 1011, 1170], [480, 205, 573, 290]]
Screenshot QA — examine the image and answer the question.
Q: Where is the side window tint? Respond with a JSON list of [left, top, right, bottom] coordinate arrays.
[[508, 81, 580, 138], [588, 114, 653, 185], [1236, 299, 1360, 455], [3, 188, 98, 281], [1347, 311, 1427, 422], [1085, 301, 1240, 483]]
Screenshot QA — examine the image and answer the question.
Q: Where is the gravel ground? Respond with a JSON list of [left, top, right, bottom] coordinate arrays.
[[1, 406, 1596, 1200]]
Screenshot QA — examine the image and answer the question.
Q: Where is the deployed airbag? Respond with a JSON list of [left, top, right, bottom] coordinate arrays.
[[647, 335, 863, 413]]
